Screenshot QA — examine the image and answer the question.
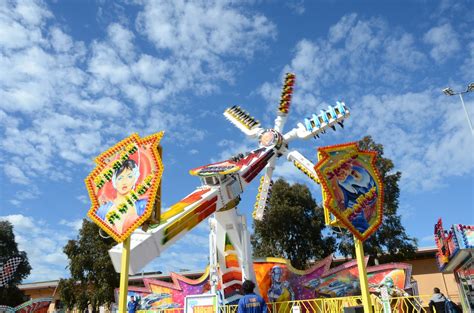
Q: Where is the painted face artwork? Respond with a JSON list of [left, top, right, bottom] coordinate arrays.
[[337, 165, 376, 212], [116, 168, 136, 196], [315, 142, 384, 241], [86, 133, 164, 242]]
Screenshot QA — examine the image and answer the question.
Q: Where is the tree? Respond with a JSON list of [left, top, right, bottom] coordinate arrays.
[[335, 136, 417, 263], [59, 219, 120, 311], [251, 179, 335, 269], [0, 220, 31, 306]]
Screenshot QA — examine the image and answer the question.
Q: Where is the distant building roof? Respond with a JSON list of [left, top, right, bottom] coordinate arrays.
[[18, 269, 205, 290], [18, 280, 59, 290]]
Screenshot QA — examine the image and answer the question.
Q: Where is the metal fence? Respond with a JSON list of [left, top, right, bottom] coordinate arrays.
[[74, 294, 461, 313], [215, 294, 460, 313]]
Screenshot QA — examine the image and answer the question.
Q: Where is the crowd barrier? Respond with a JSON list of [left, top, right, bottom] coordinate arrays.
[[57, 294, 460, 313], [133, 294, 461, 313]]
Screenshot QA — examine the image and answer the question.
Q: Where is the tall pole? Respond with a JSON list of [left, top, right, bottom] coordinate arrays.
[[209, 216, 218, 294], [458, 93, 474, 136], [354, 237, 372, 313], [118, 237, 131, 313]]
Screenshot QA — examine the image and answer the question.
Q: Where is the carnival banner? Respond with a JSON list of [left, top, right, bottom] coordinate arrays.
[[434, 219, 474, 270], [315, 142, 384, 241], [86, 132, 164, 242]]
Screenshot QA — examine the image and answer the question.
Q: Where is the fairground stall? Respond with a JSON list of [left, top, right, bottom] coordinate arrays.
[[434, 219, 474, 312]]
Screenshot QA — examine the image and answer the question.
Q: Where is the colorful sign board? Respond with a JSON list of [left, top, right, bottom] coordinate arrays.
[[315, 142, 384, 241], [119, 257, 413, 309], [434, 219, 451, 268], [434, 219, 474, 270], [185, 294, 217, 313], [86, 132, 164, 242]]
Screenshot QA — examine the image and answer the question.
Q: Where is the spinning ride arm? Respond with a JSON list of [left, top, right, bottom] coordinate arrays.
[[286, 150, 320, 184], [224, 106, 263, 138], [253, 157, 276, 220], [109, 146, 278, 274], [109, 187, 224, 274], [284, 101, 350, 141]]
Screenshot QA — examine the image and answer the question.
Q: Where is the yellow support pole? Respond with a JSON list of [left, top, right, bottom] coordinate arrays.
[[118, 237, 131, 313], [354, 237, 372, 313]]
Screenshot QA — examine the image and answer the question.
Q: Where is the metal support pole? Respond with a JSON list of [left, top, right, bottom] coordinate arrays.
[[118, 237, 131, 313], [209, 216, 218, 294], [458, 93, 474, 136], [354, 237, 372, 313]]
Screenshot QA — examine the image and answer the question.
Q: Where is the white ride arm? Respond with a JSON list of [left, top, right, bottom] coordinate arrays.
[[224, 106, 264, 138], [274, 73, 296, 133], [284, 101, 350, 141], [286, 150, 320, 184], [109, 187, 221, 275], [253, 156, 276, 221]]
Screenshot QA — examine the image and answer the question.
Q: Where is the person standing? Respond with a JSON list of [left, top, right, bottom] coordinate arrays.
[[238, 280, 268, 313], [127, 295, 139, 313], [428, 287, 446, 313]]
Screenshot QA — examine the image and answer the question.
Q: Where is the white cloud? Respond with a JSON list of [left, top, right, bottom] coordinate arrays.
[[423, 23, 460, 63], [50, 27, 73, 52], [259, 14, 473, 192], [461, 42, 474, 80], [286, 0, 305, 15], [0, 0, 276, 204], [328, 13, 357, 44], [259, 17, 429, 120], [3, 163, 29, 184], [76, 195, 89, 204], [214, 138, 255, 162], [354, 91, 473, 191], [136, 0, 276, 58], [59, 219, 83, 232], [107, 23, 136, 61], [13, 0, 52, 26], [273, 161, 305, 184], [0, 214, 83, 282], [419, 234, 435, 244]]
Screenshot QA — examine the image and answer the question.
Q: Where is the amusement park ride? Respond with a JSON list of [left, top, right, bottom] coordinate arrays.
[[108, 73, 351, 304]]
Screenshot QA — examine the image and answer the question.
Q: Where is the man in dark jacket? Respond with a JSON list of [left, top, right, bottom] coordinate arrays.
[[429, 287, 446, 313], [238, 280, 268, 313], [127, 295, 139, 313]]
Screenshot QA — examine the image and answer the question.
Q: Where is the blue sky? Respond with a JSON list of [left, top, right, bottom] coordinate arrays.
[[0, 0, 473, 283]]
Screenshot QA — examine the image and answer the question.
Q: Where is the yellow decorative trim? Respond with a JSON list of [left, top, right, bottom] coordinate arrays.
[[278, 73, 296, 114], [293, 160, 319, 183], [315, 141, 384, 241], [224, 106, 260, 130], [85, 132, 164, 243]]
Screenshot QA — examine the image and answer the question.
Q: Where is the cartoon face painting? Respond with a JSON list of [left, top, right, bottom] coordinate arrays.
[[336, 164, 376, 210], [86, 133, 163, 242], [95, 158, 149, 235], [315, 142, 384, 241], [115, 165, 137, 196]]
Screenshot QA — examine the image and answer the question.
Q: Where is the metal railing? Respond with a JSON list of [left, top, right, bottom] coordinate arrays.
[[137, 308, 184, 313], [217, 294, 451, 313], [219, 296, 367, 313], [119, 294, 464, 313]]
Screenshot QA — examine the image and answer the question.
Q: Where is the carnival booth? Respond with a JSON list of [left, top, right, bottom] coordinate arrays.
[[434, 219, 474, 312]]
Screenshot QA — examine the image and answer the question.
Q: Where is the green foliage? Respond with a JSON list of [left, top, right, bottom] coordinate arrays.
[[251, 179, 335, 269], [335, 136, 418, 263], [0, 220, 31, 306], [59, 219, 119, 310]]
